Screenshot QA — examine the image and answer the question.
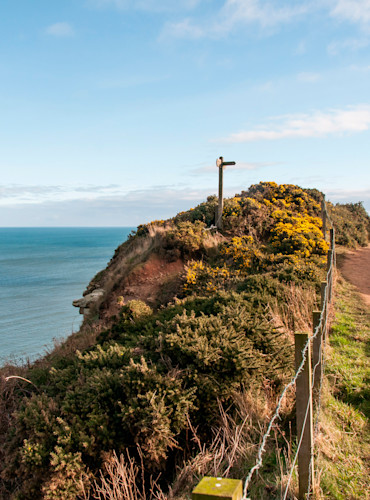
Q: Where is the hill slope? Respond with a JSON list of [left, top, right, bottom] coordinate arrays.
[[0, 182, 369, 499]]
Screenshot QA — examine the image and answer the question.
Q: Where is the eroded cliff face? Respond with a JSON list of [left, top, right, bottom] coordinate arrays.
[[72, 226, 185, 327]]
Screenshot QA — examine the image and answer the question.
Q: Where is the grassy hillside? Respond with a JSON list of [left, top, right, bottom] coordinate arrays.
[[0, 182, 369, 499]]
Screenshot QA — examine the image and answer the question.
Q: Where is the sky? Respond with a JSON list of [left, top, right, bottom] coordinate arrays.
[[1, 0, 370, 226]]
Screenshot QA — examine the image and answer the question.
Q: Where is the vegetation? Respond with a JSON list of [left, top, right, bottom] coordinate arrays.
[[0, 182, 369, 499], [328, 201, 370, 247], [318, 279, 369, 499]]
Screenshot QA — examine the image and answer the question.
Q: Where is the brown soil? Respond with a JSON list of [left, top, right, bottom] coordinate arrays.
[[99, 253, 184, 323], [339, 245, 370, 306], [123, 254, 184, 305]]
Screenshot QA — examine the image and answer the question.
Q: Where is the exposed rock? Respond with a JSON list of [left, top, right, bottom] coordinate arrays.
[[73, 288, 105, 315]]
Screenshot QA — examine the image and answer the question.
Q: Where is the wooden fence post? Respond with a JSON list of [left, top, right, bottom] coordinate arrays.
[[312, 311, 322, 404], [330, 227, 336, 268], [326, 249, 333, 274], [321, 199, 327, 241], [329, 228, 335, 249], [320, 281, 327, 326], [295, 333, 314, 500], [327, 250, 333, 304]]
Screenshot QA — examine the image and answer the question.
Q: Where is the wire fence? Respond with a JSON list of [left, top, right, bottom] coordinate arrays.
[[241, 200, 335, 500]]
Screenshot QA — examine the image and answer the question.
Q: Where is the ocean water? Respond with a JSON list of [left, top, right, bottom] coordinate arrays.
[[0, 227, 133, 365]]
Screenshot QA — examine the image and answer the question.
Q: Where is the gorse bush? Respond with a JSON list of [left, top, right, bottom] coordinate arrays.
[[244, 182, 321, 216], [0, 181, 368, 499], [173, 195, 218, 226], [2, 293, 291, 498], [120, 299, 153, 320], [165, 220, 207, 257], [328, 201, 370, 247], [221, 235, 264, 272], [183, 261, 231, 295], [270, 212, 328, 257]]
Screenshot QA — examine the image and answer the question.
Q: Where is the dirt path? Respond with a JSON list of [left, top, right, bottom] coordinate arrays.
[[339, 245, 370, 306]]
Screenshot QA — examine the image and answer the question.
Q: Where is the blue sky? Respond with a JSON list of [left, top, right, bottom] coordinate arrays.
[[1, 0, 370, 226]]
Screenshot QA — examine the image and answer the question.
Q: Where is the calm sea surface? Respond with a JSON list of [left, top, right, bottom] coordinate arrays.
[[0, 227, 133, 365]]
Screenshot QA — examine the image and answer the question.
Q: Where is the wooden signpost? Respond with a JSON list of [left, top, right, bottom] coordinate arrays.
[[216, 156, 236, 230]]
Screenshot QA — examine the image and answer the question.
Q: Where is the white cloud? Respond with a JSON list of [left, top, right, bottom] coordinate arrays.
[[161, 0, 310, 39], [255, 80, 275, 92], [327, 188, 370, 211], [327, 187, 370, 200], [88, 0, 370, 40], [45, 22, 74, 37], [90, 0, 129, 7], [161, 18, 205, 39], [219, 105, 370, 142], [0, 184, 121, 206], [220, 0, 309, 29], [88, 0, 201, 12], [0, 185, 215, 226], [327, 37, 369, 54], [349, 63, 370, 71], [326, 1, 370, 52], [331, 0, 370, 27], [96, 74, 169, 89]]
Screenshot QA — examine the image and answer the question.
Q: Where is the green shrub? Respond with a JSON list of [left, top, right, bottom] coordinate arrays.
[[329, 202, 370, 247], [173, 196, 218, 226], [272, 254, 326, 286], [42, 447, 91, 500], [165, 220, 206, 256], [183, 260, 231, 295], [120, 300, 153, 320]]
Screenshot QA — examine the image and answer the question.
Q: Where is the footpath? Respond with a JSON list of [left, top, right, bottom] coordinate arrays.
[[339, 245, 370, 306]]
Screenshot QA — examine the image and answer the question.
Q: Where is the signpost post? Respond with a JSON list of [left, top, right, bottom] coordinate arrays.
[[216, 156, 235, 230]]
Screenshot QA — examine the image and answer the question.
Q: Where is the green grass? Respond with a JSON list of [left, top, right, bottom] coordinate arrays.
[[318, 277, 370, 499], [326, 279, 370, 418]]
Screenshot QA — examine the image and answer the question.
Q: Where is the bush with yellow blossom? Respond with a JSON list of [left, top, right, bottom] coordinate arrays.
[[183, 260, 231, 295], [270, 211, 329, 257]]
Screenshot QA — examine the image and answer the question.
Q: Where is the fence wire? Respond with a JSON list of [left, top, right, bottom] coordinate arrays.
[[282, 241, 335, 500], [306, 238, 335, 497], [242, 206, 335, 500]]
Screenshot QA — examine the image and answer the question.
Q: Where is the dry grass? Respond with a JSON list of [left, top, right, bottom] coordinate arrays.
[[44, 324, 99, 361], [202, 230, 227, 252], [269, 284, 317, 338], [0, 366, 34, 498], [74, 388, 291, 500], [170, 388, 294, 499], [90, 449, 166, 500]]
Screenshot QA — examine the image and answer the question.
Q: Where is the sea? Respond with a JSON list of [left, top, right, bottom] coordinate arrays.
[[0, 227, 134, 366]]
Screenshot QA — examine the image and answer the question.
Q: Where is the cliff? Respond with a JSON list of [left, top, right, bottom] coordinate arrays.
[[1, 182, 369, 500]]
